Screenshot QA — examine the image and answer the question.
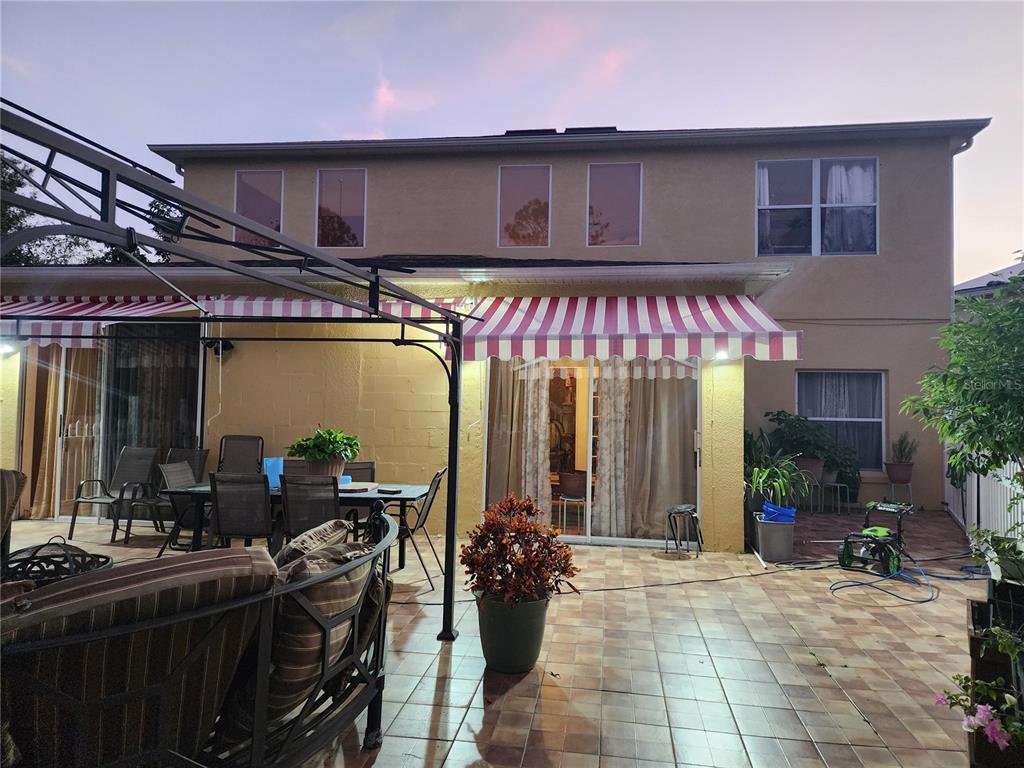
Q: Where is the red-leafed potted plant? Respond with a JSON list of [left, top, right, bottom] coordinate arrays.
[[460, 495, 580, 673]]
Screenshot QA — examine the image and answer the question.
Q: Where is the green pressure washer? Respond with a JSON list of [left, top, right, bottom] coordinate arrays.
[[837, 501, 914, 576]]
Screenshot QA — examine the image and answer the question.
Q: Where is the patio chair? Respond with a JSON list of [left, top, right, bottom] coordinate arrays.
[[346, 461, 376, 482], [156, 461, 209, 557], [280, 474, 341, 539], [1, 469, 27, 565], [283, 458, 312, 476], [209, 472, 279, 554], [68, 446, 158, 542], [218, 434, 264, 474], [387, 467, 446, 591], [121, 448, 212, 545], [167, 447, 210, 481]]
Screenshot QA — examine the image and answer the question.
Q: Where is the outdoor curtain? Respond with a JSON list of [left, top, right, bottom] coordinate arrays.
[[484, 358, 551, 522], [593, 359, 698, 539], [27, 346, 60, 519]]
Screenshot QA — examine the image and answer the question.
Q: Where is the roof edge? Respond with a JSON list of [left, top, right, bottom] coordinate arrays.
[[150, 118, 991, 163]]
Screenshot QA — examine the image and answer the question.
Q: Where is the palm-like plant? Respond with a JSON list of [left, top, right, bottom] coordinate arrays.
[[746, 450, 811, 507]]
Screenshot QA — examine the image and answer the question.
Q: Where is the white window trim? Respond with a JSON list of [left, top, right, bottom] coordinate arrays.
[[755, 156, 878, 257], [314, 168, 368, 249], [233, 169, 284, 245], [795, 369, 886, 471], [585, 161, 643, 248], [496, 164, 552, 249]]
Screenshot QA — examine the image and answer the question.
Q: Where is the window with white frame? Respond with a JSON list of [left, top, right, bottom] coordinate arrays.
[[757, 158, 877, 256], [317, 169, 367, 247], [234, 170, 283, 247], [498, 165, 551, 247], [797, 371, 884, 470]]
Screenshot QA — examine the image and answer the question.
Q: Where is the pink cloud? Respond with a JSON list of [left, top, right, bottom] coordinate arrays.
[[484, 12, 601, 82], [595, 48, 628, 85], [372, 78, 437, 119]]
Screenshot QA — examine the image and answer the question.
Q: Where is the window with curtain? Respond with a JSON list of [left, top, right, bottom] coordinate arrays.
[[234, 170, 283, 247], [797, 371, 884, 470], [757, 158, 877, 256]]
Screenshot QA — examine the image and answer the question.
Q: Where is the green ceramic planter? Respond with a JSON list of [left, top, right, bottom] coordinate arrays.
[[476, 593, 549, 673]]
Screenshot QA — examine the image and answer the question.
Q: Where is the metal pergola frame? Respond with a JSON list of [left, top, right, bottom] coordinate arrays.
[[0, 99, 463, 641]]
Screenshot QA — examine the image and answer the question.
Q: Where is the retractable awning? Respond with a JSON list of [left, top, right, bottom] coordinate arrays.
[[202, 295, 458, 320], [0, 296, 199, 348], [461, 295, 801, 362]]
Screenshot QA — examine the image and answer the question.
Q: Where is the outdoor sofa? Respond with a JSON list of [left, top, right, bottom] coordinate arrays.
[[0, 509, 397, 768]]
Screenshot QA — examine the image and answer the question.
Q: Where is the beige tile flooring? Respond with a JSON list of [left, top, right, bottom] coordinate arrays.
[[8, 510, 984, 768]]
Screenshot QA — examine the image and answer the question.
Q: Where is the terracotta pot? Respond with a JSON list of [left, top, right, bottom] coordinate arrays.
[[308, 458, 346, 478], [794, 457, 825, 482], [885, 462, 913, 485]]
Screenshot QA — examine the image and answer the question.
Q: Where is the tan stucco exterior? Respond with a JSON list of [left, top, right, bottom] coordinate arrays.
[[2, 123, 973, 546]]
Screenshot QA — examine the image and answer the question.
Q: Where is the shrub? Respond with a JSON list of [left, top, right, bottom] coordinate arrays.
[[460, 495, 580, 603]]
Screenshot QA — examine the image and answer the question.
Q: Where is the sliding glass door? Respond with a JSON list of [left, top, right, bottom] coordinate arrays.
[[484, 357, 700, 545]]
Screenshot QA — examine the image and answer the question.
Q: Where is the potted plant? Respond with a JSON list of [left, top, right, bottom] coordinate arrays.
[[460, 495, 579, 673], [885, 432, 919, 485], [827, 444, 862, 501], [286, 427, 361, 478], [765, 410, 833, 482], [746, 449, 810, 562]]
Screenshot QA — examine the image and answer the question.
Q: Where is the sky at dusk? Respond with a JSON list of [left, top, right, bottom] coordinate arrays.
[[1, 1, 1020, 281]]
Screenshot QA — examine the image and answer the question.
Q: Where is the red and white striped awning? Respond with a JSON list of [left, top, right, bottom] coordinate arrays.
[[0, 296, 199, 348], [201, 295, 457, 320], [461, 295, 801, 362]]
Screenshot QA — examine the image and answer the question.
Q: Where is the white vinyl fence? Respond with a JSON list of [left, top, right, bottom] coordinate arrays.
[[945, 457, 1024, 535]]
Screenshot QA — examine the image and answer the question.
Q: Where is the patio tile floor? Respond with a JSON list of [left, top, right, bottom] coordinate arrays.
[[8, 508, 982, 767]]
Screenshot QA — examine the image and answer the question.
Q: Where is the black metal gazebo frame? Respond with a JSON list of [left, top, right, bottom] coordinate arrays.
[[0, 99, 464, 641]]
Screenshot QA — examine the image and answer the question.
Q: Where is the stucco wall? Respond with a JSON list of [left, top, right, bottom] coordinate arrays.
[[699, 358, 745, 552], [201, 321, 484, 536]]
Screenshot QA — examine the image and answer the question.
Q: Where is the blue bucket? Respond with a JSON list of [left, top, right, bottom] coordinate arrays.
[[761, 501, 796, 523]]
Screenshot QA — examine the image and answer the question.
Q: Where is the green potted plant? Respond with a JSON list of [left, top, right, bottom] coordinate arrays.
[[885, 432, 919, 485], [746, 449, 810, 562], [826, 444, 862, 501], [459, 495, 579, 673], [286, 427, 361, 478], [765, 410, 833, 481]]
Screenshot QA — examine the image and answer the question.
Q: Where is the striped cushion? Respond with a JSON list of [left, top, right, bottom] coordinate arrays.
[[1, 547, 277, 767], [0, 469, 26, 539], [274, 518, 353, 566], [218, 540, 375, 742]]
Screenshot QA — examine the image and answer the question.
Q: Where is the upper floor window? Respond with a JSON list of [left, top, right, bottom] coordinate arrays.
[[756, 158, 877, 256], [498, 165, 550, 247], [317, 169, 366, 248], [588, 162, 641, 246], [234, 170, 282, 247], [797, 370, 884, 470]]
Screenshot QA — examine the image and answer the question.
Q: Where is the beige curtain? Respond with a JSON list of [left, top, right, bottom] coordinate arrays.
[[57, 349, 102, 516], [593, 359, 628, 537], [625, 367, 698, 538], [519, 360, 552, 523], [28, 348, 61, 519], [485, 359, 520, 506]]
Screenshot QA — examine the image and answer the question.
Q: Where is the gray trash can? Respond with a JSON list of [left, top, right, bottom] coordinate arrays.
[[755, 514, 794, 562]]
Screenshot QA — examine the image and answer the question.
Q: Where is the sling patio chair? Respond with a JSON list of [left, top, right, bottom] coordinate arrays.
[[218, 435, 264, 474], [68, 446, 158, 543], [122, 448, 213, 545], [386, 467, 446, 591], [209, 472, 279, 554], [156, 461, 210, 557], [280, 474, 343, 539]]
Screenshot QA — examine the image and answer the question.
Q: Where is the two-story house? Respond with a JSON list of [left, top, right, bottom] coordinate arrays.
[[1, 118, 988, 551]]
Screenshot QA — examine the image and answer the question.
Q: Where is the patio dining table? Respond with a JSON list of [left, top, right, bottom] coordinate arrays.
[[164, 482, 430, 568]]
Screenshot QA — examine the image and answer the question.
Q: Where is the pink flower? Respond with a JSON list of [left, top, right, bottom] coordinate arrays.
[[962, 715, 980, 732], [935, 692, 948, 706], [983, 717, 1011, 751], [974, 704, 994, 725]]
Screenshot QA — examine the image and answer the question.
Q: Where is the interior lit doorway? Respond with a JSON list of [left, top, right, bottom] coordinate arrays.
[[484, 357, 700, 546]]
